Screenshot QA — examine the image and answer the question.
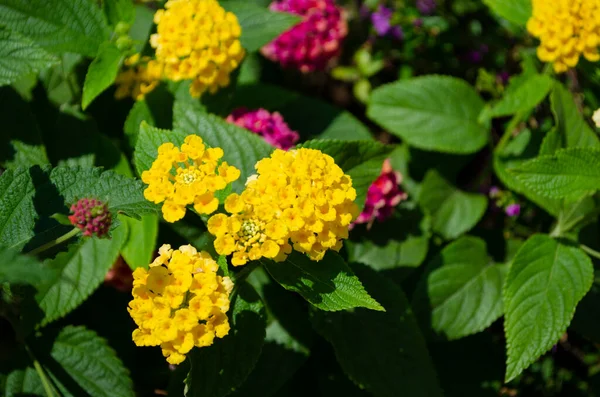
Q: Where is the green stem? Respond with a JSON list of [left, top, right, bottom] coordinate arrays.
[[495, 64, 553, 154], [580, 244, 600, 260], [496, 111, 525, 152], [26, 345, 56, 397], [27, 228, 81, 256]]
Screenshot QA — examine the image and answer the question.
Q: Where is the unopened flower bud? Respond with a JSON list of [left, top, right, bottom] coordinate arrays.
[[115, 22, 131, 35], [116, 35, 133, 51], [68, 198, 112, 238]]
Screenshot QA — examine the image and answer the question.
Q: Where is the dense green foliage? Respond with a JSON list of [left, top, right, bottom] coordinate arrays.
[[3, 0, 600, 396]]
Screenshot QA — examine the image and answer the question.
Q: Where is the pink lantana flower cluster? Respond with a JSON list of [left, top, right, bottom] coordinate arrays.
[[68, 198, 112, 238], [262, 0, 348, 73], [226, 107, 300, 150], [354, 160, 407, 227]]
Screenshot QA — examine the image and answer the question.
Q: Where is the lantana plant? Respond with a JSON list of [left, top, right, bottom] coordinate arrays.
[[5, 0, 600, 396]]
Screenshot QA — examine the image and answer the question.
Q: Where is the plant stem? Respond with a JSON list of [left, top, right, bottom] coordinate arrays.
[[26, 345, 56, 397], [496, 111, 525, 152], [27, 228, 81, 256], [495, 64, 553, 154], [580, 244, 600, 260]]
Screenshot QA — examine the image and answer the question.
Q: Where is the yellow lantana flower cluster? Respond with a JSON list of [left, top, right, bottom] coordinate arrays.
[[527, 0, 600, 73], [115, 55, 163, 100], [150, 0, 245, 98], [129, 244, 233, 365], [142, 135, 241, 223], [208, 148, 359, 266]]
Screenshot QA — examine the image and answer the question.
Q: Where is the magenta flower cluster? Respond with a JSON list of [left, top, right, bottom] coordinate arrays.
[[226, 107, 300, 150], [68, 198, 112, 238], [354, 159, 407, 227], [261, 0, 348, 73]]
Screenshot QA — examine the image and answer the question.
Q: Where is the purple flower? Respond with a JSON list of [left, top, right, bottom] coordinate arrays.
[[416, 0, 436, 15], [505, 204, 521, 217], [371, 6, 393, 36], [370, 5, 403, 40]]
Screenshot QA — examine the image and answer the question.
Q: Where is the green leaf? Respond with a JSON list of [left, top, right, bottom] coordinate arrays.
[[133, 122, 186, 175], [124, 99, 154, 148], [298, 139, 394, 209], [367, 75, 488, 154], [38, 53, 83, 106], [511, 147, 600, 199], [552, 195, 598, 238], [47, 167, 156, 219], [103, 0, 135, 25], [39, 325, 134, 397], [82, 42, 123, 110], [482, 0, 531, 26], [550, 83, 600, 149], [493, 129, 562, 215], [346, 207, 430, 270], [35, 224, 126, 325], [222, 1, 301, 52], [423, 237, 507, 340], [0, 0, 109, 56], [201, 83, 373, 141], [0, 27, 58, 86], [0, 246, 55, 287], [173, 100, 274, 193], [311, 264, 443, 397], [490, 75, 554, 118], [412, 237, 495, 337], [185, 282, 266, 397], [0, 166, 156, 252], [419, 171, 487, 239], [233, 268, 312, 397], [539, 128, 562, 156], [120, 214, 158, 270], [347, 237, 429, 270], [217, 255, 230, 277], [503, 234, 593, 382], [2, 352, 54, 395], [129, 4, 154, 53], [262, 251, 384, 312]]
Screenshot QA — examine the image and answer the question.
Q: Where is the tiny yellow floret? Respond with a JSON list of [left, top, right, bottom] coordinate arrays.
[[128, 244, 233, 365], [141, 135, 240, 223], [527, 0, 600, 73], [150, 0, 245, 97], [115, 55, 163, 100], [207, 148, 359, 265]]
